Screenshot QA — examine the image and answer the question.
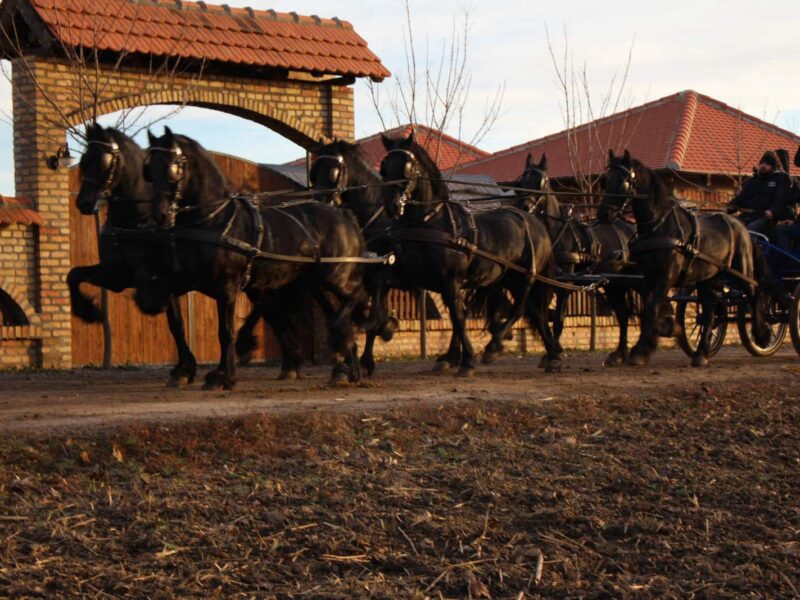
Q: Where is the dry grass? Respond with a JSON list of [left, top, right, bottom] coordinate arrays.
[[1, 380, 798, 598]]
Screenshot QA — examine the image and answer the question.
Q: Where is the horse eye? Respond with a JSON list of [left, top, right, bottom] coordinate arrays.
[[100, 153, 112, 170], [621, 181, 630, 192], [403, 161, 413, 178], [329, 167, 340, 182], [169, 162, 180, 181], [541, 177, 548, 188]]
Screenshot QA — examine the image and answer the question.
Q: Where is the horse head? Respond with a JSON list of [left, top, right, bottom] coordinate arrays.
[[310, 139, 358, 206], [379, 130, 447, 219], [598, 149, 638, 224], [515, 152, 560, 214], [77, 123, 147, 218]]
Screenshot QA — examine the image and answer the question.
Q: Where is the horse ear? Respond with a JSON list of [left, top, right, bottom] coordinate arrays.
[[539, 153, 548, 170], [147, 128, 157, 146], [525, 153, 533, 168], [407, 129, 417, 145], [380, 133, 393, 150], [608, 148, 615, 163], [164, 125, 173, 140], [622, 149, 632, 165], [794, 145, 800, 169]]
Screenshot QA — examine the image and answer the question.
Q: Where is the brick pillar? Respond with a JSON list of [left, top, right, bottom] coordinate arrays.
[[13, 58, 72, 368], [330, 85, 355, 141]]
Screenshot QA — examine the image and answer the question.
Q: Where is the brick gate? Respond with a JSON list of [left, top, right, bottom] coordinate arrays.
[[0, 0, 388, 368]]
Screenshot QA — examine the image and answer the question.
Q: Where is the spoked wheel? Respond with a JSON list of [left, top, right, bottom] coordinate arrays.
[[789, 282, 800, 355], [737, 298, 787, 357], [675, 295, 728, 358]]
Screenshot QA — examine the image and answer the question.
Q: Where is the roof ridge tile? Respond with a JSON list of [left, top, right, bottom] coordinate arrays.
[[665, 90, 698, 169]]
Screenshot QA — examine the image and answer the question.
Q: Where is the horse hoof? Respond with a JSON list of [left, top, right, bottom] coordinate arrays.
[[604, 353, 625, 367], [202, 372, 234, 391], [545, 360, 562, 374], [691, 355, 709, 368], [379, 317, 399, 342], [167, 374, 190, 387], [237, 351, 254, 367], [481, 351, 500, 365], [432, 361, 452, 373], [627, 353, 649, 367], [456, 367, 475, 378], [330, 371, 350, 386], [537, 355, 548, 369], [277, 369, 298, 381]]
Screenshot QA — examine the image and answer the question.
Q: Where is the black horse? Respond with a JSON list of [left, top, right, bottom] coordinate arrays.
[[599, 149, 769, 367], [68, 124, 197, 386], [514, 152, 640, 366], [306, 139, 402, 375], [139, 127, 370, 389], [379, 131, 561, 374]]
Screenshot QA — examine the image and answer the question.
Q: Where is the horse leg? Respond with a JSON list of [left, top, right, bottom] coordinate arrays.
[[434, 328, 462, 372], [691, 282, 714, 368], [484, 283, 529, 365], [266, 303, 305, 381], [527, 283, 562, 373], [235, 304, 262, 366], [629, 277, 670, 366], [604, 284, 629, 367], [360, 276, 391, 377], [202, 290, 237, 391], [165, 294, 197, 387], [67, 263, 129, 323], [538, 287, 568, 367], [440, 282, 475, 377], [315, 289, 360, 385]]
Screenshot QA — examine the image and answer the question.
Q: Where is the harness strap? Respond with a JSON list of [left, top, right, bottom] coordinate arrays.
[[629, 235, 759, 287], [394, 227, 589, 292]]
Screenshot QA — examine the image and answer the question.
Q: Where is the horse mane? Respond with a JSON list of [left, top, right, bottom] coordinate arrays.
[[405, 138, 449, 201], [319, 140, 382, 185], [174, 133, 233, 197], [629, 158, 673, 210]]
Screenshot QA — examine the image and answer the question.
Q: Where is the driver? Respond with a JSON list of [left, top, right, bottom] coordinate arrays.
[[774, 145, 800, 250], [727, 150, 794, 237]]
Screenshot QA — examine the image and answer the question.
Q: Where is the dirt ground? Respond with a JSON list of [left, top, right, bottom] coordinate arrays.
[[0, 348, 799, 598], [1, 346, 799, 434]]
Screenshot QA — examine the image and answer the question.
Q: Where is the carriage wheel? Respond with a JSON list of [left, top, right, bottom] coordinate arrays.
[[675, 296, 728, 358], [736, 298, 787, 357], [788, 283, 800, 356]]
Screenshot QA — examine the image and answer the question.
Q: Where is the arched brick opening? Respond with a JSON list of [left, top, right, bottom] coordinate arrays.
[[0, 281, 37, 326], [71, 89, 328, 149]]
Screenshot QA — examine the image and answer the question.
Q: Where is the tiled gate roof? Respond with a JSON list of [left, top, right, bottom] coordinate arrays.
[[14, 0, 389, 81]]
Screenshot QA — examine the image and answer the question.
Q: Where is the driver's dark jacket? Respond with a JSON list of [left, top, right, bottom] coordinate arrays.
[[730, 170, 794, 221]]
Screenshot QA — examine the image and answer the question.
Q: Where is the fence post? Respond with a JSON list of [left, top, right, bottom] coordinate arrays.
[[94, 213, 112, 368], [589, 292, 597, 352], [419, 289, 427, 359]]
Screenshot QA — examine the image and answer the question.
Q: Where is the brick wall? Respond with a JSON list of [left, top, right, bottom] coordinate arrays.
[[5, 55, 356, 369]]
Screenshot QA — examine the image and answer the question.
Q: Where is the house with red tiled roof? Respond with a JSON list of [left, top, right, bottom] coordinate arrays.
[[287, 124, 490, 172], [459, 90, 800, 206]]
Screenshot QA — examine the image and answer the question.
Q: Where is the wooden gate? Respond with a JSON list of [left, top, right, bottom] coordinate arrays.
[[68, 153, 311, 367]]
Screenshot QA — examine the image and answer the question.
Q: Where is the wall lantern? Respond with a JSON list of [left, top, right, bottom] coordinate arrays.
[[46, 144, 79, 170]]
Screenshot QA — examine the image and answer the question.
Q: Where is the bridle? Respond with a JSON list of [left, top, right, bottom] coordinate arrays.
[[599, 163, 636, 221], [517, 166, 550, 214], [82, 139, 120, 213], [310, 154, 347, 206], [145, 143, 190, 229], [381, 148, 420, 218]]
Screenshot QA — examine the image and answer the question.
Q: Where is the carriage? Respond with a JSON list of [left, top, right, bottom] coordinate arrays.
[[673, 232, 800, 359]]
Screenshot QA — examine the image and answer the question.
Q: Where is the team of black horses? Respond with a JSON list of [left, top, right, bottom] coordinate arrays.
[[69, 123, 787, 389]]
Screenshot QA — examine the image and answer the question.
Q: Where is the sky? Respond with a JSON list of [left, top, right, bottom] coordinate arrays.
[[0, 0, 798, 196]]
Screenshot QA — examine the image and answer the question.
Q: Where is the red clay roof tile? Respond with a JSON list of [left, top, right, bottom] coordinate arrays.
[[286, 124, 490, 172], [21, 0, 389, 81], [458, 91, 800, 181], [0, 196, 44, 226]]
